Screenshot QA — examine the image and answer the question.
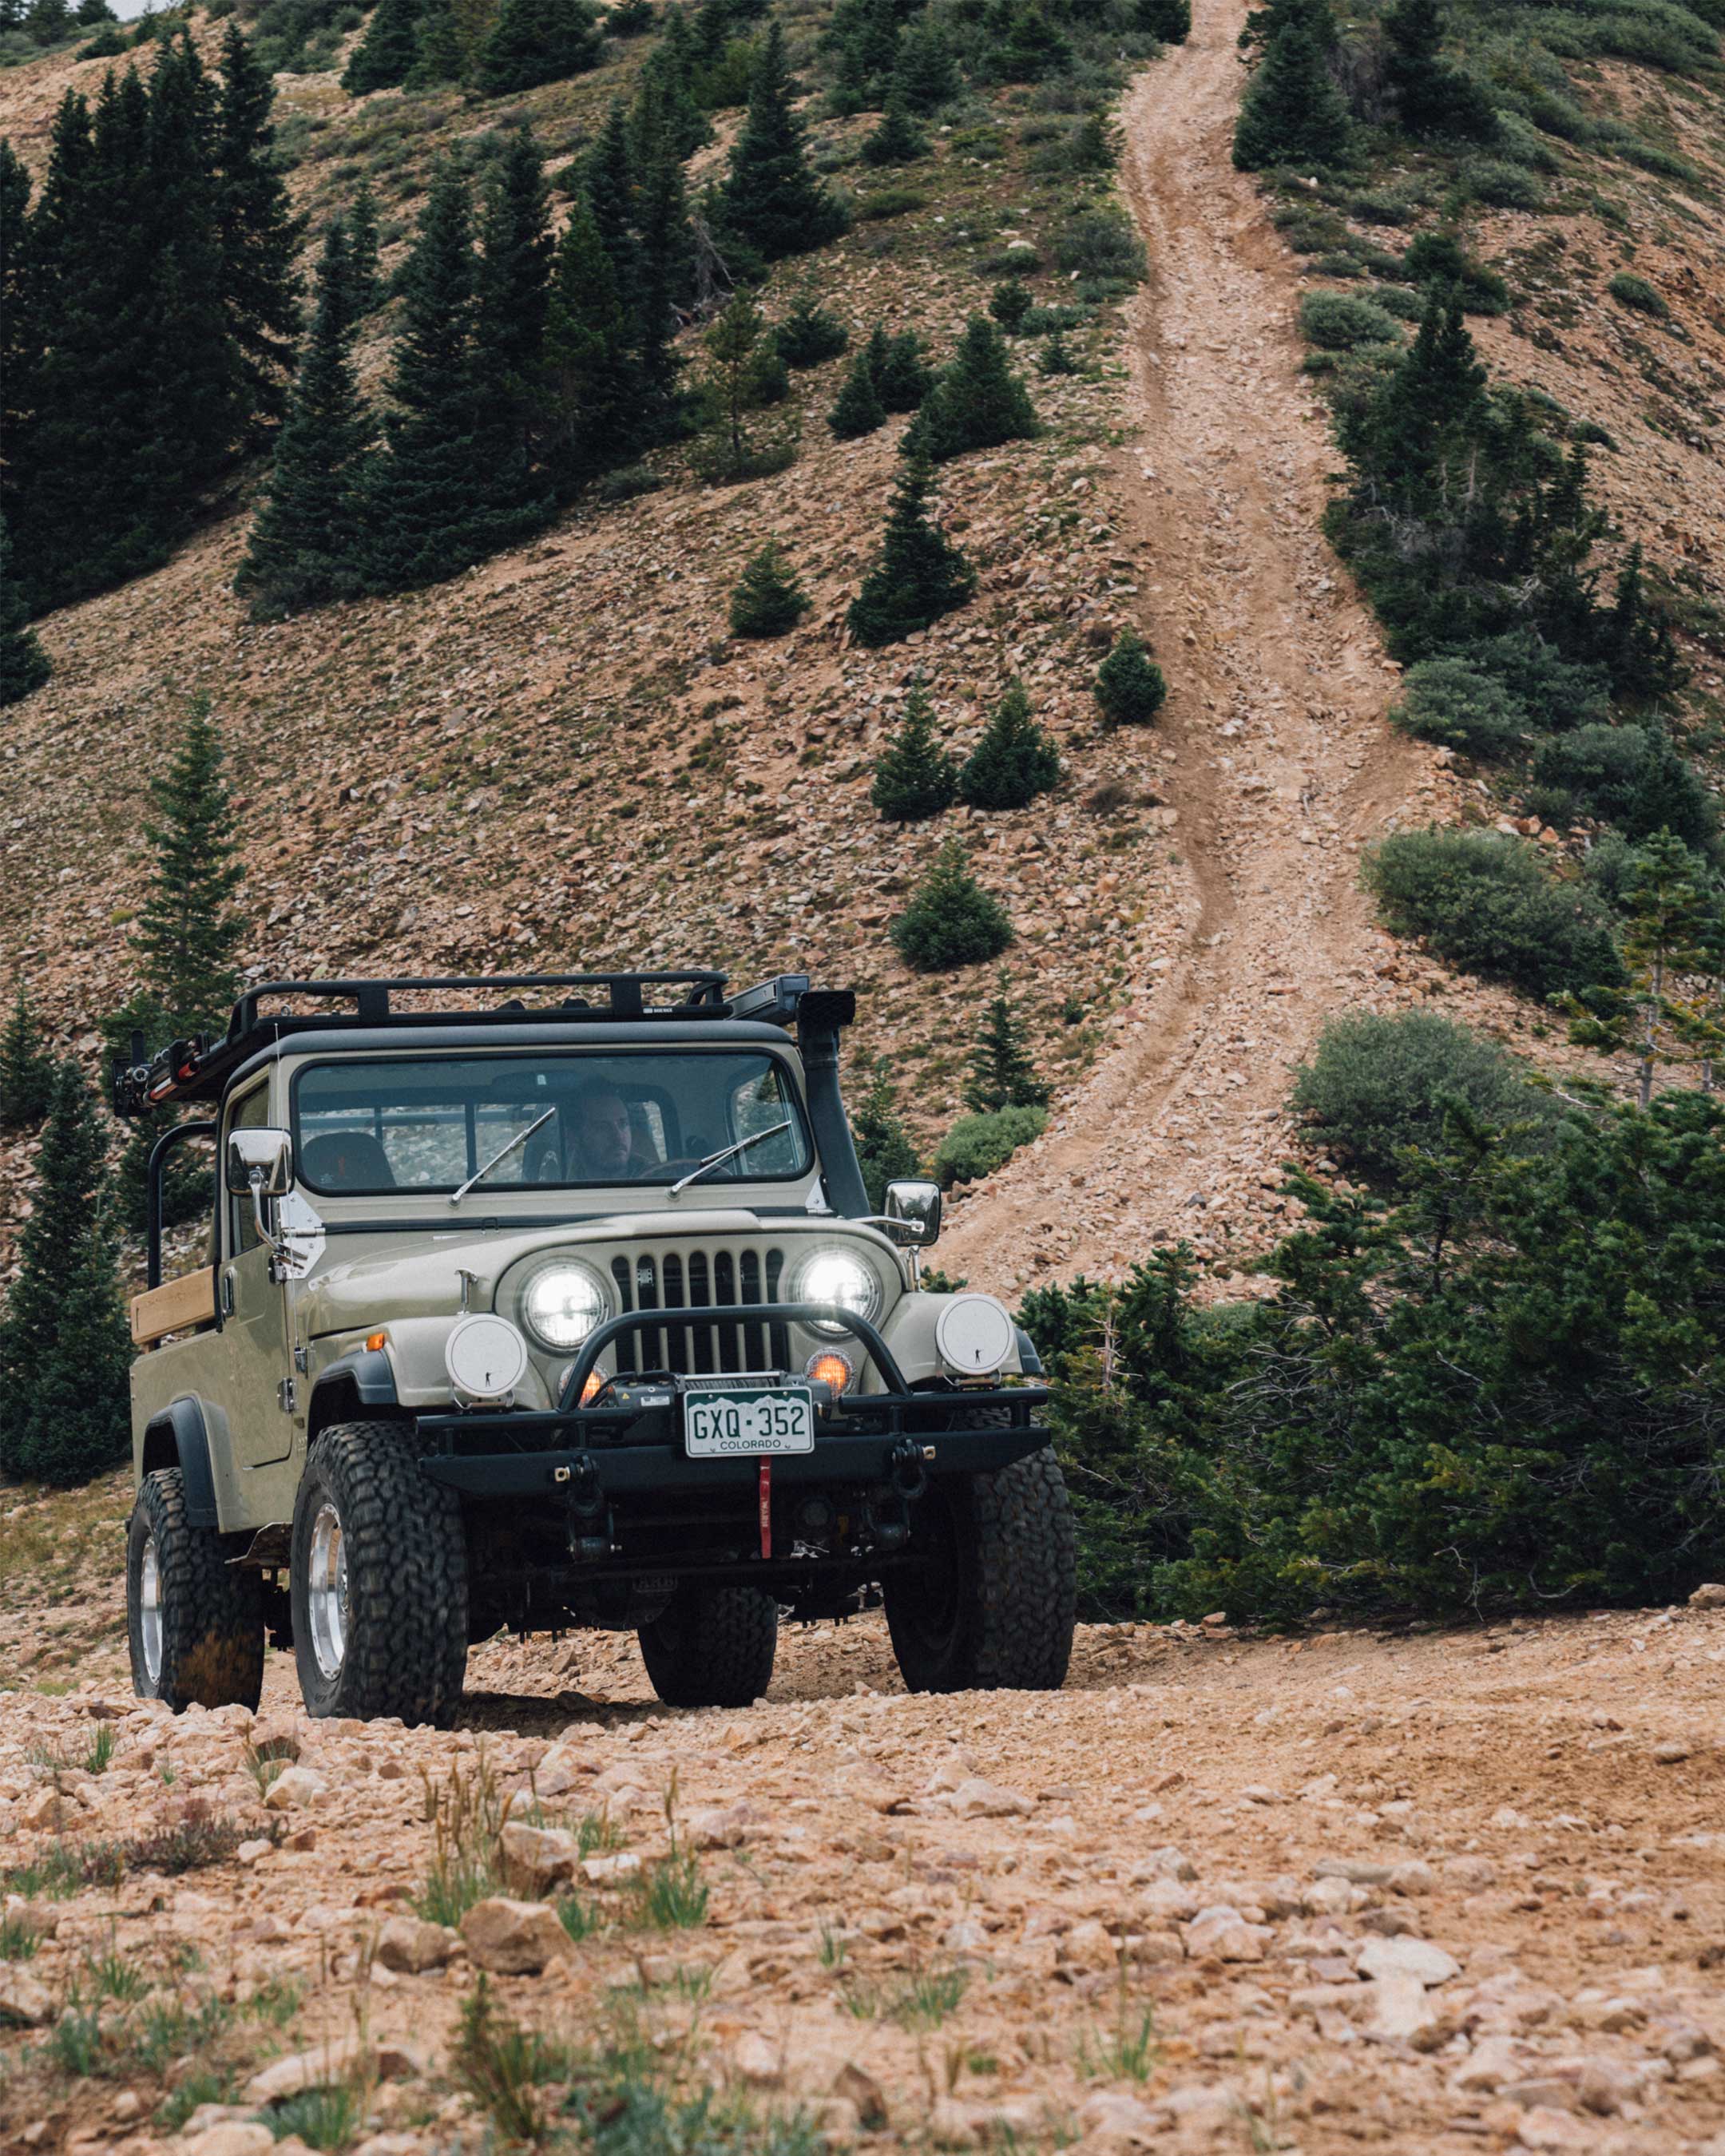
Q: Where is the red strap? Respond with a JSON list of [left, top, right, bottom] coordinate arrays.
[[758, 1456, 772, 1560]]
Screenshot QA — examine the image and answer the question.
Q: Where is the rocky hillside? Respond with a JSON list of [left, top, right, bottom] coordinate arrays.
[[2, 0, 1723, 1314]]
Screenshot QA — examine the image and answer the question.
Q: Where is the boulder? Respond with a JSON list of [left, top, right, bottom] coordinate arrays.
[[264, 1766, 329, 1811], [500, 1822, 582, 1892], [0, 1968, 53, 2027], [375, 1915, 461, 1975]]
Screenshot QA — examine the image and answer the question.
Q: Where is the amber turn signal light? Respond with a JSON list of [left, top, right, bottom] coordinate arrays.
[[365, 1330, 388, 1352], [804, 1349, 854, 1395]]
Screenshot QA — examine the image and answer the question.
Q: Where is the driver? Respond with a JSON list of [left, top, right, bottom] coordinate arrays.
[[568, 1080, 652, 1181]]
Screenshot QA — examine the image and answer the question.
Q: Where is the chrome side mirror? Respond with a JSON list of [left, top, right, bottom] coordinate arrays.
[[226, 1128, 295, 1196], [226, 1128, 295, 1268], [884, 1179, 942, 1246]]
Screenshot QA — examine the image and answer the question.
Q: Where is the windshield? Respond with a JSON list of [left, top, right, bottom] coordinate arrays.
[[292, 1052, 812, 1195]]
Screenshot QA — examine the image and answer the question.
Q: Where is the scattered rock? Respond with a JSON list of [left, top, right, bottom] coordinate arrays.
[[946, 1778, 1035, 1819], [460, 1897, 571, 1976], [500, 1821, 582, 1890], [264, 1766, 330, 1811], [1356, 1936, 1460, 1987], [0, 1968, 53, 2027], [186, 2125, 276, 2156], [375, 1914, 461, 1975], [244, 2038, 418, 2105]]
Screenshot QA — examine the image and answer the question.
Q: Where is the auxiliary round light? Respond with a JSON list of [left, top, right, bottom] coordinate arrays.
[[934, 1294, 1015, 1377], [520, 1262, 611, 1350], [793, 1247, 882, 1338], [445, 1314, 529, 1400], [804, 1349, 855, 1396]]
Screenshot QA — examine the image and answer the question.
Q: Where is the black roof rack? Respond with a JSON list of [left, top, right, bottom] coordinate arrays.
[[110, 970, 842, 1118]]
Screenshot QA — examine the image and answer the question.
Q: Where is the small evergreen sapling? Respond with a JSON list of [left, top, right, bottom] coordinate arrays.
[[906, 315, 1040, 463], [0, 514, 50, 707], [774, 290, 848, 367], [1094, 628, 1168, 726], [870, 327, 934, 411], [964, 969, 1049, 1112], [860, 94, 928, 167], [958, 680, 1061, 810], [690, 293, 799, 482], [1232, 0, 1352, 172], [0, 985, 56, 1131], [850, 1056, 921, 1209], [728, 541, 810, 637], [828, 347, 886, 438], [891, 838, 1016, 971], [988, 279, 1033, 335], [870, 681, 958, 820], [1038, 329, 1077, 375], [847, 451, 977, 647], [0, 1059, 131, 1487], [719, 22, 849, 264]]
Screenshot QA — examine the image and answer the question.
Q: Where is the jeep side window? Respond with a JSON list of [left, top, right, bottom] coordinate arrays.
[[227, 1083, 272, 1256]]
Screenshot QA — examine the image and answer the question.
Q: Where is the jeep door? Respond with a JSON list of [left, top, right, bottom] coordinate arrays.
[[219, 1079, 296, 1470]]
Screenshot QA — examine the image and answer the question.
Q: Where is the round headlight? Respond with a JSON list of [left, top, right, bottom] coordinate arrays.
[[793, 1247, 882, 1338], [519, 1262, 611, 1351]]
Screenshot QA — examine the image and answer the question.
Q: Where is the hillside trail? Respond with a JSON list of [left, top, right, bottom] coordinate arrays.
[[941, 0, 1445, 1294]]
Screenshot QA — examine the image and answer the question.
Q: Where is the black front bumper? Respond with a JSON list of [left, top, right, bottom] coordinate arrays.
[[415, 1298, 1050, 1501]]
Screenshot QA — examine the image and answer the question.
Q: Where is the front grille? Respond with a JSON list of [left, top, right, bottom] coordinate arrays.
[[609, 1245, 789, 1376]]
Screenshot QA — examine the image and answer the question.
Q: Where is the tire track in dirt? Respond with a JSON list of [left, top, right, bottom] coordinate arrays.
[[942, 0, 1453, 1295]]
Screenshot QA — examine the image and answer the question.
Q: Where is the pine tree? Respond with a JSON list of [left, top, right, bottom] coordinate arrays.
[[1563, 833, 1718, 1108], [1349, 291, 1488, 506], [363, 162, 550, 592], [629, 84, 694, 414], [237, 216, 374, 619], [989, 278, 1032, 334], [958, 680, 1061, 810], [689, 292, 798, 482], [870, 680, 958, 820], [871, 326, 934, 410], [1604, 544, 1686, 707], [347, 179, 383, 315], [476, 129, 553, 425], [0, 512, 50, 707], [76, 0, 115, 21], [860, 93, 927, 166], [343, 0, 426, 90], [0, 985, 56, 1130], [214, 22, 303, 437], [964, 969, 1049, 1111], [133, 696, 248, 1038], [1094, 628, 1168, 725], [1232, 0, 1351, 172], [1382, 0, 1494, 140], [631, 13, 708, 157], [850, 1055, 920, 1209], [891, 838, 1015, 971], [848, 450, 976, 646], [585, 97, 640, 284], [775, 287, 847, 367], [890, 12, 958, 112], [539, 191, 638, 492], [1134, 0, 1189, 39], [478, 0, 601, 93], [1038, 328, 1077, 375], [0, 1059, 132, 1487], [728, 541, 810, 637], [907, 315, 1040, 464], [995, 0, 1070, 82], [719, 20, 848, 264], [0, 141, 35, 520], [828, 346, 886, 438], [408, 0, 471, 84]]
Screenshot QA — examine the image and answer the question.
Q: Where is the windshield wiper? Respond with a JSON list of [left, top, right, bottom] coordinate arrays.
[[669, 1120, 794, 1196], [450, 1107, 556, 1206]]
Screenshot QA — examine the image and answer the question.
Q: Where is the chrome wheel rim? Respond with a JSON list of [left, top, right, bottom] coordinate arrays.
[[307, 1501, 349, 1682], [139, 1535, 163, 1686]]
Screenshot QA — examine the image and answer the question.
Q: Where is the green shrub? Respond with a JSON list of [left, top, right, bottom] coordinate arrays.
[[1291, 1011, 1552, 1182], [774, 294, 849, 367], [1461, 158, 1544, 210], [728, 541, 810, 638], [828, 350, 886, 438], [1094, 630, 1167, 726], [1299, 290, 1402, 350], [1401, 229, 1509, 314], [1362, 826, 1624, 999], [847, 454, 976, 647], [957, 681, 1061, 810], [890, 838, 1014, 970], [989, 279, 1033, 334], [1608, 270, 1668, 319], [1053, 205, 1147, 283], [906, 316, 1040, 463], [855, 186, 926, 219], [1389, 656, 1528, 759], [1531, 723, 1650, 823], [932, 1104, 1048, 1187], [1468, 631, 1612, 731], [870, 682, 958, 820]]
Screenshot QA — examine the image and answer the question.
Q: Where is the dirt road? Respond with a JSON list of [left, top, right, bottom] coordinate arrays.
[[4, 1595, 1725, 2152], [939, 0, 1454, 1296]]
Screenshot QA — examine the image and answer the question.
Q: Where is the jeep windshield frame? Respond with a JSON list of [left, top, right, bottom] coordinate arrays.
[[290, 1047, 815, 1199]]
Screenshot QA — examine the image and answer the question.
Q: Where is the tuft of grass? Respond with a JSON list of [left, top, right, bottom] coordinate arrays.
[[450, 1976, 572, 2146], [557, 1893, 605, 1943], [632, 1849, 708, 1932], [817, 1925, 847, 1969], [245, 1976, 303, 2028], [0, 1914, 40, 1960], [1077, 1983, 1159, 2083], [124, 1809, 240, 1877], [158, 2070, 236, 2133], [85, 1947, 149, 2003], [266, 2084, 363, 2150], [85, 1723, 116, 1776], [416, 1754, 506, 1926], [44, 2007, 106, 2079], [243, 1740, 288, 1798]]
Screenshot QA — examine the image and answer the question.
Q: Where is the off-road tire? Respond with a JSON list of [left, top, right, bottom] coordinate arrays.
[[291, 1420, 468, 1724], [638, 1583, 778, 1708], [127, 1469, 264, 1712], [884, 1447, 1076, 1693]]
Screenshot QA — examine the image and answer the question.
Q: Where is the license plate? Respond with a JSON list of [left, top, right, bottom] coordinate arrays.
[[684, 1385, 815, 1457]]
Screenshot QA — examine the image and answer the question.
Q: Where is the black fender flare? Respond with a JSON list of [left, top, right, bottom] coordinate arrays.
[[142, 1400, 220, 1531], [307, 1349, 400, 1440]]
